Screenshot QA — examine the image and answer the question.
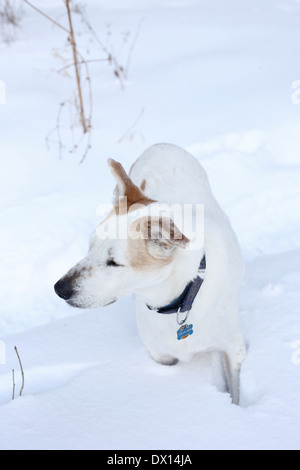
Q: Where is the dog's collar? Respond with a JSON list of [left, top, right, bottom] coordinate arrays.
[[147, 254, 206, 315]]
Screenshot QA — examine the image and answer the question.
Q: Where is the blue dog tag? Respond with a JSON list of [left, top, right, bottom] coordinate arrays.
[[177, 324, 193, 341]]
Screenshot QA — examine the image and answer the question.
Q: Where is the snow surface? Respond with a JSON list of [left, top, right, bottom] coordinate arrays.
[[0, 0, 300, 450]]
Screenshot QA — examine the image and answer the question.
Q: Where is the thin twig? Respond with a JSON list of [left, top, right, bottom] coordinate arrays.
[[45, 101, 66, 159], [65, 0, 87, 134], [76, 50, 93, 163], [124, 17, 144, 80], [14, 346, 24, 397], [78, 10, 126, 89], [57, 58, 109, 74], [79, 127, 92, 164], [22, 0, 69, 33], [118, 107, 145, 143]]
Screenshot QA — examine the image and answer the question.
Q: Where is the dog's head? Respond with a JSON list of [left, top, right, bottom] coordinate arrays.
[[54, 159, 189, 309]]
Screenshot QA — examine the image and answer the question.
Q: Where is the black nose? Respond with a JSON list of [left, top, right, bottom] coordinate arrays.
[[54, 279, 74, 300]]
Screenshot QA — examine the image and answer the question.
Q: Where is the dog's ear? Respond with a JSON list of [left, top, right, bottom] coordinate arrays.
[[108, 158, 145, 207], [130, 216, 190, 259]]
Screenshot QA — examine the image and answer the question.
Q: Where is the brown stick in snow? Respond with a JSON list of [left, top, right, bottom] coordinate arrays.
[[14, 346, 24, 397], [65, 0, 87, 134]]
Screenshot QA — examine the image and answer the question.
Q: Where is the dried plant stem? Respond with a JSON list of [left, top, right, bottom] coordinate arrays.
[[65, 0, 87, 134], [12, 369, 15, 401], [14, 346, 24, 397], [57, 58, 108, 74], [45, 101, 66, 159], [23, 0, 69, 33], [24, 0, 92, 161], [78, 11, 126, 89]]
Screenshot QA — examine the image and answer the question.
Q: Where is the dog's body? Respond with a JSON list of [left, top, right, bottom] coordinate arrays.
[[55, 144, 246, 404]]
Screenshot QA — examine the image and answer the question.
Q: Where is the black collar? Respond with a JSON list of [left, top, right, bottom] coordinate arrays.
[[147, 255, 206, 315]]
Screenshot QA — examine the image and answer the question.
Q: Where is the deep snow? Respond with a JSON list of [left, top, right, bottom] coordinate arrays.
[[0, 0, 300, 450]]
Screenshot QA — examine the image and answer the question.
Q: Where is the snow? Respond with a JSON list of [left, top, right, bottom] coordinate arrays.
[[0, 0, 300, 450]]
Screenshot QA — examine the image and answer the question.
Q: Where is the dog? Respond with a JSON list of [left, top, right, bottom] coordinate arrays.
[[54, 143, 246, 405]]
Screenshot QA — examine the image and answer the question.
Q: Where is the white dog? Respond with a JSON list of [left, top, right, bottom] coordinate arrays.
[[54, 144, 246, 404]]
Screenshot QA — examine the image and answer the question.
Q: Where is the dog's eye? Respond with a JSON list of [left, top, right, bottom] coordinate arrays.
[[106, 258, 122, 267]]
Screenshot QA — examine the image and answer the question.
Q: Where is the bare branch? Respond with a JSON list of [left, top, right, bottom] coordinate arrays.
[[22, 0, 69, 33], [14, 346, 24, 397], [76, 9, 127, 89], [65, 0, 87, 134], [57, 58, 109, 74], [124, 17, 144, 80], [12, 369, 15, 401]]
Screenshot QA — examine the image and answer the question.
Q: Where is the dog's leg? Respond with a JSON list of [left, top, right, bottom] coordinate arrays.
[[149, 351, 179, 366], [211, 351, 227, 394], [223, 334, 246, 405]]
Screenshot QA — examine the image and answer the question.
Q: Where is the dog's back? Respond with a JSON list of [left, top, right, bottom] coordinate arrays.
[[130, 143, 218, 208]]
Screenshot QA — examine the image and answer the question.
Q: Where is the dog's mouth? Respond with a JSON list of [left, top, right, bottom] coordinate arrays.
[[66, 298, 117, 309], [104, 299, 117, 306], [66, 299, 83, 308]]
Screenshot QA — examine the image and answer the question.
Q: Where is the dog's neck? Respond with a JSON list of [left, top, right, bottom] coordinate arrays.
[[136, 249, 204, 309]]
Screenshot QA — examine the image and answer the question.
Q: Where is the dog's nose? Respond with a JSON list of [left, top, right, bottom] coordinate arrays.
[[54, 279, 74, 300]]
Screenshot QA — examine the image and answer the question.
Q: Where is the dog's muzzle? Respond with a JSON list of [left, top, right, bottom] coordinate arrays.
[[54, 276, 117, 309], [54, 279, 74, 301]]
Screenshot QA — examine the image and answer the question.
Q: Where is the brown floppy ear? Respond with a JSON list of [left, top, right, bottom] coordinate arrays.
[[130, 216, 190, 259]]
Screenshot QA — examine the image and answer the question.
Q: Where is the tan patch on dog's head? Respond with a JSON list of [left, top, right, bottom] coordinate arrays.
[[108, 159, 154, 213]]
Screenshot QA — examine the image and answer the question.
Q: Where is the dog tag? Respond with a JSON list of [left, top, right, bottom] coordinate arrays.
[[177, 324, 193, 341]]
